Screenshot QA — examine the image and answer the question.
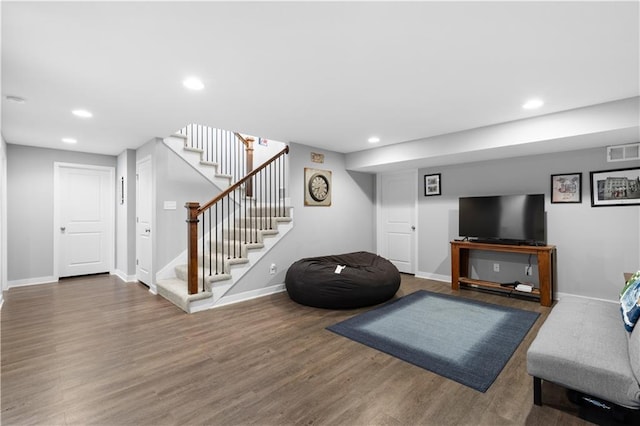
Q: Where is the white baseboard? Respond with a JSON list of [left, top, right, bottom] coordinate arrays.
[[555, 291, 617, 304], [214, 283, 286, 309], [8, 275, 58, 289], [415, 271, 451, 283], [413, 272, 618, 305], [112, 270, 137, 283], [0, 295, 4, 310]]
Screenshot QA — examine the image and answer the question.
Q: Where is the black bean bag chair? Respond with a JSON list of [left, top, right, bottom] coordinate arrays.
[[285, 251, 401, 309]]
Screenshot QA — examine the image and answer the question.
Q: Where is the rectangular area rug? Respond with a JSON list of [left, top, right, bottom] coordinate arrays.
[[327, 290, 540, 392]]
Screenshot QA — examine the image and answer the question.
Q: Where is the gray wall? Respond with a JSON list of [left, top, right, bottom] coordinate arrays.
[[6, 144, 116, 282], [417, 146, 640, 301], [227, 142, 376, 295], [135, 138, 220, 285], [155, 141, 219, 270]]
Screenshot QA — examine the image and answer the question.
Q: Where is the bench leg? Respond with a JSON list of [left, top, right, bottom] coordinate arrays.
[[533, 376, 542, 406]]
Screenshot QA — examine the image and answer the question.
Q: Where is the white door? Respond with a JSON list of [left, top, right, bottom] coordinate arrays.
[[136, 156, 152, 285], [56, 164, 114, 278], [378, 171, 416, 274]]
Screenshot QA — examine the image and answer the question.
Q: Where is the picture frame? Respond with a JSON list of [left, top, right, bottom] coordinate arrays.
[[304, 167, 332, 206], [589, 166, 640, 207], [550, 172, 582, 204], [424, 173, 441, 196]]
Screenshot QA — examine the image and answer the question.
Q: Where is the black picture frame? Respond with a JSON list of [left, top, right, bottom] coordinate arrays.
[[424, 173, 441, 196], [550, 172, 582, 204], [589, 166, 640, 207]]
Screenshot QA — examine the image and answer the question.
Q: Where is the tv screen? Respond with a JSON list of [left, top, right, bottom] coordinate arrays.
[[459, 194, 545, 244]]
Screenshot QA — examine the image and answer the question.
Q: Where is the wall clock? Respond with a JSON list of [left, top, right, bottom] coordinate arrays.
[[304, 168, 332, 206]]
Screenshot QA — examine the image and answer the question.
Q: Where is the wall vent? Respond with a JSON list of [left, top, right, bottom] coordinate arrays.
[[607, 143, 640, 162]]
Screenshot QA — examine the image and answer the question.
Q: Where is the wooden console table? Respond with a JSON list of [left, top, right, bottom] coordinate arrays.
[[450, 241, 556, 307]]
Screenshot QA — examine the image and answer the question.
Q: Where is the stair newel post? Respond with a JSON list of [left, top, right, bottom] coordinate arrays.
[[245, 137, 254, 197], [186, 202, 201, 295]]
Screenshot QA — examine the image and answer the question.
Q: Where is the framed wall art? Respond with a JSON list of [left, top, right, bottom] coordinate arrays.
[[424, 173, 441, 196], [590, 166, 640, 207], [550, 172, 582, 203], [304, 168, 331, 206]]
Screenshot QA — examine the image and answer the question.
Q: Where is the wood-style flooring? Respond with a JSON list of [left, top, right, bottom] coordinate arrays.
[[2, 274, 594, 425]]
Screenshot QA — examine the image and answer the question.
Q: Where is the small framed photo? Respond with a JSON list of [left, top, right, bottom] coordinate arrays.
[[590, 167, 640, 207], [424, 173, 441, 196], [550, 172, 582, 203]]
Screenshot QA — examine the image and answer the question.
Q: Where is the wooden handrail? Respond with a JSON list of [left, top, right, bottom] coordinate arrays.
[[234, 132, 250, 147], [197, 146, 289, 214]]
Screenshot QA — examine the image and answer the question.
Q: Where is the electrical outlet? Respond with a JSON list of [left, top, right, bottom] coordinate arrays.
[[493, 263, 500, 272], [269, 263, 277, 275], [525, 265, 532, 276]]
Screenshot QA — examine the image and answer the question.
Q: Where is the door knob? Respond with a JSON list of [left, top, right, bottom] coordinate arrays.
[[145, 228, 151, 233], [411, 226, 416, 231], [60, 227, 66, 232]]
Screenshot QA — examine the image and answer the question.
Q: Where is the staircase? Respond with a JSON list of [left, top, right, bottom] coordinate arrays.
[[155, 124, 291, 313]]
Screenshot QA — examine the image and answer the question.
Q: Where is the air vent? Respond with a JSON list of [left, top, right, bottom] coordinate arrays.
[[607, 143, 640, 162]]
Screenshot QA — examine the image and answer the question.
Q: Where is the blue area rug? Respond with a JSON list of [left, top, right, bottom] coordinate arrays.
[[327, 290, 539, 392]]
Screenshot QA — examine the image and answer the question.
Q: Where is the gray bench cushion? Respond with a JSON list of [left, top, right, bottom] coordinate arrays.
[[630, 325, 640, 385], [527, 296, 640, 409]]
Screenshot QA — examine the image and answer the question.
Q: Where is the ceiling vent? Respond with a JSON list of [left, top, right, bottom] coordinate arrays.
[[607, 143, 640, 162]]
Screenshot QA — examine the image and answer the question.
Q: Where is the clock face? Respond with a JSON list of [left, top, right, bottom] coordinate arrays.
[[309, 173, 329, 201]]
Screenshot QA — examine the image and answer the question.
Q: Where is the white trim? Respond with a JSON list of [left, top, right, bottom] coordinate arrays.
[[136, 155, 154, 288], [1, 143, 6, 293], [53, 162, 116, 280], [112, 270, 137, 283], [554, 291, 617, 304], [0, 297, 4, 310], [409, 273, 620, 305], [195, 283, 286, 312], [376, 169, 418, 274], [8, 275, 58, 288], [415, 271, 451, 283]]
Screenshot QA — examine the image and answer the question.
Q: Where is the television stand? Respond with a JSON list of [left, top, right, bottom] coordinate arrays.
[[450, 241, 556, 307]]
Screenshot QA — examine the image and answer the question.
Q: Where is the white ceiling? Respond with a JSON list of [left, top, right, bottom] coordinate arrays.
[[2, 1, 639, 159]]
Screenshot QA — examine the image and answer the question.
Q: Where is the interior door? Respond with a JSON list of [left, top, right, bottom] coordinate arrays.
[[136, 156, 152, 285], [379, 171, 416, 274], [57, 164, 114, 277]]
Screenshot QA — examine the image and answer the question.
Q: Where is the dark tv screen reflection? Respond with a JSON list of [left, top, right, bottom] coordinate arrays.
[[458, 194, 545, 245]]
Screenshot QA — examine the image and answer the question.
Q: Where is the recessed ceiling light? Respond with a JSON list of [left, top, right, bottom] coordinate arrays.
[[368, 136, 380, 143], [72, 109, 93, 118], [62, 138, 77, 144], [183, 77, 204, 91], [5, 95, 26, 103], [522, 99, 544, 110]]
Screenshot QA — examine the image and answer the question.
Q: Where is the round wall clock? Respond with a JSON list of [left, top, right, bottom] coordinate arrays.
[[304, 167, 332, 206], [308, 173, 330, 202]]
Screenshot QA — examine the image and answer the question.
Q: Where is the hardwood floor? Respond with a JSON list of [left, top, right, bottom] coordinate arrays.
[[1, 274, 593, 425]]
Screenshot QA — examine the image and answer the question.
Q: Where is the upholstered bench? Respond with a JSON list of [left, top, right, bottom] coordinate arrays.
[[527, 295, 640, 414]]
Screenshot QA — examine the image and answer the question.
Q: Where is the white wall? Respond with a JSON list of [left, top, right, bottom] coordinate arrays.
[[115, 149, 137, 281], [6, 144, 116, 285], [227, 142, 376, 296], [251, 136, 287, 168], [417, 146, 640, 302], [346, 97, 639, 173]]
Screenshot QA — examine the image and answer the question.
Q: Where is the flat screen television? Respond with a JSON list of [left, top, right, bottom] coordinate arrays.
[[458, 194, 546, 245]]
